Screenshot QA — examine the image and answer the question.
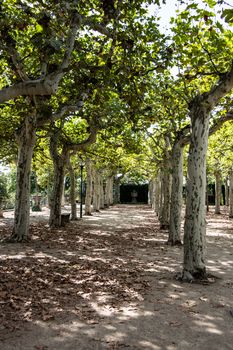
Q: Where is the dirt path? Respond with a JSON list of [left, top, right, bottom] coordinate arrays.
[[0, 205, 233, 349]]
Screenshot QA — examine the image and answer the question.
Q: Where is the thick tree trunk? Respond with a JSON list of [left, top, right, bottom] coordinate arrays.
[[84, 158, 93, 215], [168, 142, 183, 245], [68, 162, 77, 220], [10, 116, 37, 242], [229, 170, 233, 218], [183, 107, 209, 281], [159, 163, 171, 230], [214, 170, 221, 214]]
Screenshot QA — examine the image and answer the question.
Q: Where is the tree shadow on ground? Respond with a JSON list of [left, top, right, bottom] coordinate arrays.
[[0, 205, 233, 349]]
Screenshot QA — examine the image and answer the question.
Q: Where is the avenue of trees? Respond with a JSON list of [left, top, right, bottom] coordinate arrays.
[[1, 0, 233, 282]]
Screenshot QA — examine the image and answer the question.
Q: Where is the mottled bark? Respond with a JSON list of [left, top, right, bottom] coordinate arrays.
[[49, 137, 68, 227], [159, 164, 171, 230], [84, 158, 93, 215], [168, 142, 183, 245], [105, 176, 113, 208], [10, 115, 36, 242], [225, 177, 229, 206], [229, 171, 233, 218], [183, 107, 209, 281], [93, 169, 100, 212], [113, 178, 121, 204], [148, 180, 153, 207], [214, 170, 221, 214], [100, 176, 105, 209], [206, 178, 209, 212], [68, 161, 77, 220], [153, 175, 161, 216]]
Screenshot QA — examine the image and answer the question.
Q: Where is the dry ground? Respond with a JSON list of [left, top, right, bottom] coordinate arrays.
[[0, 204, 233, 350]]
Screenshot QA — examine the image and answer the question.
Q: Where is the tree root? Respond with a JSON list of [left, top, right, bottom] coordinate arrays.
[[1, 234, 31, 243], [176, 270, 218, 284]]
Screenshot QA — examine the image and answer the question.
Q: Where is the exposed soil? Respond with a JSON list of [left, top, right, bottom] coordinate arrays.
[[0, 204, 233, 350]]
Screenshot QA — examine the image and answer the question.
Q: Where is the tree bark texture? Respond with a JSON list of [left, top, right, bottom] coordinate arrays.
[[113, 178, 121, 204], [214, 170, 221, 214], [68, 162, 77, 220], [11, 115, 36, 241], [168, 142, 183, 245], [93, 168, 100, 212], [105, 176, 113, 208], [84, 158, 93, 215], [225, 177, 229, 206], [100, 176, 105, 209], [159, 164, 171, 230], [229, 170, 233, 218], [49, 138, 68, 227], [183, 107, 209, 281]]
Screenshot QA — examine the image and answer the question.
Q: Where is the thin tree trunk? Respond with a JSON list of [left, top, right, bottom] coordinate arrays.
[[109, 176, 114, 205], [148, 180, 153, 207], [93, 168, 100, 212], [84, 158, 93, 215], [99, 176, 105, 209], [168, 142, 183, 245], [214, 170, 221, 214], [225, 177, 229, 206], [105, 176, 113, 208], [206, 177, 209, 212], [153, 174, 161, 216], [49, 136, 68, 227], [68, 159, 77, 220], [159, 163, 171, 230], [182, 107, 209, 281], [229, 170, 233, 218], [10, 115, 36, 242]]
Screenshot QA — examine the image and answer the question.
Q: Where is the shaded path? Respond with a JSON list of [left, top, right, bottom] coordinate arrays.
[[0, 205, 233, 349]]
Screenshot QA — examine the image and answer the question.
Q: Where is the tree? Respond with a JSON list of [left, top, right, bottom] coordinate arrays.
[[171, 1, 233, 280]]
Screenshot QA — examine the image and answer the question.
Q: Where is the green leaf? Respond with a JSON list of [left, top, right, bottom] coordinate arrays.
[[221, 9, 233, 24]]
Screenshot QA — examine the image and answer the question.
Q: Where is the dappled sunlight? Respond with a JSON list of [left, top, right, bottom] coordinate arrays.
[[0, 204, 233, 349]]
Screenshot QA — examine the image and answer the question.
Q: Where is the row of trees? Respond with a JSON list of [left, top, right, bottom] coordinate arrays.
[[1, 0, 233, 282]]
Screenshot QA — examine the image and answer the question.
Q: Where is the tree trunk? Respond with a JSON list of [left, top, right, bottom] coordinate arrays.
[[148, 180, 153, 207], [225, 177, 229, 206], [105, 176, 113, 208], [93, 168, 100, 212], [10, 115, 37, 242], [153, 174, 161, 216], [183, 107, 209, 281], [159, 163, 171, 230], [49, 138, 68, 227], [214, 170, 221, 214], [113, 178, 120, 204], [100, 176, 105, 209], [68, 161, 77, 220], [206, 177, 209, 212], [84, 158, 93, 215], [229, 170, 233, 218], [109, 176, 114, 205], [168, 142, 183, 245]]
